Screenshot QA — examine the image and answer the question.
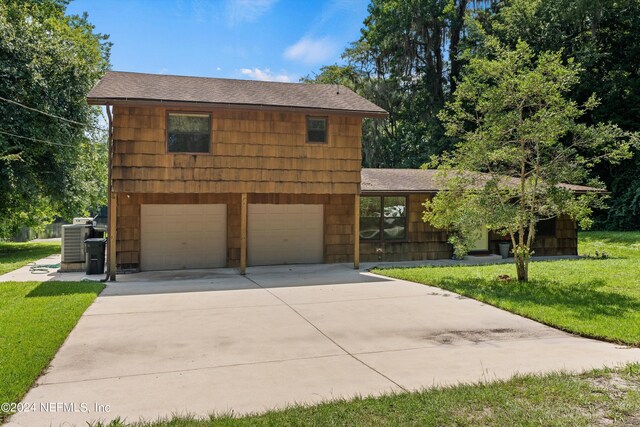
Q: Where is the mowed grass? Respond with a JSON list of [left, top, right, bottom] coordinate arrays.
[[0, 240, 61, 276], [0, 281, 103, 421], [99, 364, 640, 427], [375, 231, 640, 346]]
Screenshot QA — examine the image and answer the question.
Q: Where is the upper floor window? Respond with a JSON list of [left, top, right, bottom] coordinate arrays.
[[307, 116, 327, 144], [167, 113, 211, 153], [360, 196, 407, 241]]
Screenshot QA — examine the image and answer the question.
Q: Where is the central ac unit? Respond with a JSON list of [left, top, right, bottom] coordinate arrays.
[[61, 224, 91, 263]]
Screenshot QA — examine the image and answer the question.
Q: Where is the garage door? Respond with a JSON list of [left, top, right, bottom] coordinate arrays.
[[248, 204, 323, 266], [140, 204, 226, 271]]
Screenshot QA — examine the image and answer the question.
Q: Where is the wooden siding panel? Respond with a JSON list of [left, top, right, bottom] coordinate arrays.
[[117, 193, 354, 270], [111, 106, 362, 195], [360, 194, 451, 262], [362, 195, 578, 262]]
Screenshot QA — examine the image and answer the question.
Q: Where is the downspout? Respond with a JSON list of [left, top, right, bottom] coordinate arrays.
[[102, 103, 115, 282]]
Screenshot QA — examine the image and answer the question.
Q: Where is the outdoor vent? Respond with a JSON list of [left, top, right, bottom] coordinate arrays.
[[72, 217, 94, 225], [61, 224, 91, 263]]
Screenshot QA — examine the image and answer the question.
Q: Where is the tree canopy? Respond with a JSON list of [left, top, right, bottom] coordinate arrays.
[[308, 0, 640, 230], [425, 39, 636, 281], [0, 0, 110, 237], [304, 0, 485, 168], [474, 0, 640, 230]]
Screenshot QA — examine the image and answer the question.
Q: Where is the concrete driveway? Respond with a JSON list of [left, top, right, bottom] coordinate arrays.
[[9, 264, 640, 426]]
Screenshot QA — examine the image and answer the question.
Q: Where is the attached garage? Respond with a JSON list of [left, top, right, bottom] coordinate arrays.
[[248, 204, 323, 266], [140, 204, 227, 271]]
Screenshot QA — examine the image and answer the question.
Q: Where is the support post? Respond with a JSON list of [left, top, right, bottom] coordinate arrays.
[[354, 193, 360, 269], [105, 103, 116, 281], [108, 192, 117, 280], [240, 193, 247, 275]]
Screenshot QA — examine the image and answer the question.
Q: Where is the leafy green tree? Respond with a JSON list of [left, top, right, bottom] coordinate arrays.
[[0, 0, 110, 238], [306, 0, 485, 168], [426, 39, 636, 281], [474, 0, 640, 229]]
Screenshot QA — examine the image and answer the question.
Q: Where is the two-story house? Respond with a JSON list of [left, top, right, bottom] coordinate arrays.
[[88, 71, 583, 278], [88, 71, 386, 276]]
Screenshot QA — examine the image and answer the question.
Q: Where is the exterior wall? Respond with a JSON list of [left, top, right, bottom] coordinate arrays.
[[111, 106, 362, 195], [360, 194, 578, 263], [360, 194, 452, 262], [116, 193, 355, 271], [489, 215, 578, 257]]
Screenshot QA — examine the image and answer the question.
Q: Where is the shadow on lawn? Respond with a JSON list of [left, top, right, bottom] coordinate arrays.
[[579, 231, 640, 246], [435, 276, 640, 319], [26, 281, 103, 298]]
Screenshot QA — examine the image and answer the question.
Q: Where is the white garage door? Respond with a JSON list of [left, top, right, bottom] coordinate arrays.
[[140, 204, 227, 271], [248, 204, 323, 266]]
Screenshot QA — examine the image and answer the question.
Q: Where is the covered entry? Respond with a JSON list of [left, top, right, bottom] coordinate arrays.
[[140, 204, 227, 271], [248, 204, 323, 266]]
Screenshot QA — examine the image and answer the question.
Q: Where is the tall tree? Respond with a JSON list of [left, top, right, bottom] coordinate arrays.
[[427, 40, 636, 281], [0, 0, 110, 237], [306, 0, 484, 168], [474, 0, 640, 229]]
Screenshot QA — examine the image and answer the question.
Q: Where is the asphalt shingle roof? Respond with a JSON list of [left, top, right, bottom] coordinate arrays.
[[361, 168, 604, 193], [87, 71, 388, 117]]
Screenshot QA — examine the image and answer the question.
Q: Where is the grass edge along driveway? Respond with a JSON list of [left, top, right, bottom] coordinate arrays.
[[96, 364, 640, 427], [0, 241, 62, 276], [375, 231, 640, 347], [0, 280, 104, 422]]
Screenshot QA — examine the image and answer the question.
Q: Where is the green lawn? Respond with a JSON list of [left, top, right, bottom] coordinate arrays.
[[0, 240, 62, 276], [0, 281, 103, 421], [99, 364, 640, 427], [375, 231, 640, 346]]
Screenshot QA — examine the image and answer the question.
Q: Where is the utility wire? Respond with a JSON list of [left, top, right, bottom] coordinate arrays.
[[0, 129, 103, 148], [0, 95, 108, 131]]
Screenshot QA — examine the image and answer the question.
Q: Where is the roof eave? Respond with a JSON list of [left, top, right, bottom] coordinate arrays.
[[360, 189, 438, 195], [87, 97, 389, 118]]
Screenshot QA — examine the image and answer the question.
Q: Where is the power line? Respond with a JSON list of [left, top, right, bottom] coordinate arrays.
[[0, 129, 104, 148], [0, 95, 108, 131]]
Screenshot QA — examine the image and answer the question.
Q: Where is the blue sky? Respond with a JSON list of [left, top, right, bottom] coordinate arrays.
[[67, 0, 370, 82]]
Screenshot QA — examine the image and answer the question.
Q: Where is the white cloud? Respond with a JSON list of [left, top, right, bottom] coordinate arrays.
[[283, 37, 338, 65], [216, 67, 222, 71], [226, 0, 277, 26], [240, 67, 292, 82]]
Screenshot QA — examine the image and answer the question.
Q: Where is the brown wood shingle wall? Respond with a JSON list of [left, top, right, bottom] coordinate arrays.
[[111, 107, 362, 195], [360, 194, 451, 262], [116, 193, 355, 270], [489, 215, 578, 256], [361, 194, 578, 263]]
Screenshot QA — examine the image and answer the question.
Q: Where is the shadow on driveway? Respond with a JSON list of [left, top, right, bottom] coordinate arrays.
[[100, 263, 392, 297]]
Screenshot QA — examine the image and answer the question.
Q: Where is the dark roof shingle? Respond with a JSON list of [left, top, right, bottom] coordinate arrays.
[[361, 168, 604, 193], [88, 71, 388, 117]]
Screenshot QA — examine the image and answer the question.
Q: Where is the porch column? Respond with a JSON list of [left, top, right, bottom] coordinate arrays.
[[354, 193, 360, 269], [108, 192, 117, 280], [240, 193, 248, 274]]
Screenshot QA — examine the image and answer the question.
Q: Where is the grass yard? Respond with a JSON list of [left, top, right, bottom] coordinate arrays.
[[375, 231, 640, 346], [0, 240, 62, 276], [0, 281, 103, 422], [99, 364, 640, 427]]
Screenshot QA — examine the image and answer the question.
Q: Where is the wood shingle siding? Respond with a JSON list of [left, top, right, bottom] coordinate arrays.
[[116, 193, 356, 270], [111, 107, 362, 195], [360, 194, 578, 263], [360, 194, 451, 262]]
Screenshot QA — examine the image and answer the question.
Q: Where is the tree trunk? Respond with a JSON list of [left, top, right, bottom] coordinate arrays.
[[449, 0, 469, 94], [514, 244, 530, 282]]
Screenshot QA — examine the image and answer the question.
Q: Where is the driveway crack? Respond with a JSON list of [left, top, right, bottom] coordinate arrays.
[[244, 275, 407, 392]]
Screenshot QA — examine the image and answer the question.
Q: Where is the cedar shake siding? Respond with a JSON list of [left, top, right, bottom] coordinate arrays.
[[117, 193, 355, 270], [111, 107, 362, 195], [359, 192, 578, 263], [360, 194, 451, 262]]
